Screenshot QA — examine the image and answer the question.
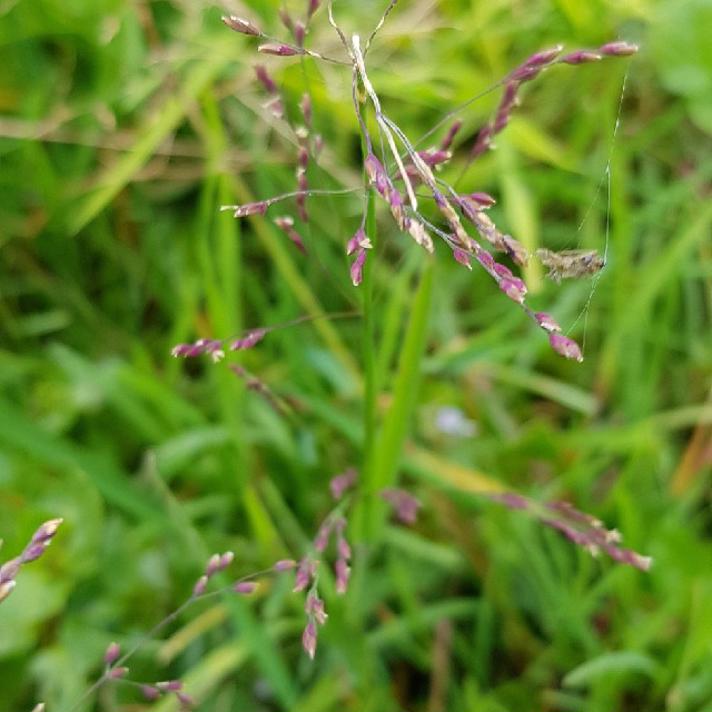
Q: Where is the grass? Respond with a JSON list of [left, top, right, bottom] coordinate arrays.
[[1, 0, 711, 711]]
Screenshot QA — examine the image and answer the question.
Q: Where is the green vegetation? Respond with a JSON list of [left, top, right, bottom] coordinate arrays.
[[1, 0, 710, 711]]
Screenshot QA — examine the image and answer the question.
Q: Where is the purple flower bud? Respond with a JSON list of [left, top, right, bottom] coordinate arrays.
[[0, 557, 21, 582], [350, 248, 367, 287], [305, 592, 328, 624], [493, 262, 513, 280], [258, 43, 302, 57], [522, 45, 564, 68], [141, 686, 161, 700], [302, 620, 317, 659], [205, 554, 221, 577], [337, 535, 351, 561], [498, 277, 527, 303], [535, 311, 561, 332], [334, 558, 351, 594], [254, 65, 277, 93], [233, 581, 257, 594], [230, 328, 266, 351], [274, 216, 307, 253], [476, 251, 495, 270], [294, 21, 306, 47], [313, 521, 333, 553], [560, 50, 602, 64], [468, 191, 497, 208], [103, 642, 121, 666], [231, 201, 268, 218], [221, 15, 261, 36], [156, 680, 183, 692], [364, 154, 390, 196], [219, 551, 235, 570], [598, 41, 639, 57], [20, 543, 47, 563], [307, 0, 321, 19], [549, 333, 583, 362], [510, 64, 543, 82], [380, 488, 421, 525], [470, 125, 493, 157], [417, 149, 451, 167], [30, 518, 63, 545], [452, 248, 472, 269], [500, 235, 529, 266], [293, 557, 316, 592], [346, 228, 365, 256], [192, 575, 209, 598], [109, 666, 129, 679], [273, 559, 297, 571], [440, 119, 462, 151], [330, 467, 358, 499]]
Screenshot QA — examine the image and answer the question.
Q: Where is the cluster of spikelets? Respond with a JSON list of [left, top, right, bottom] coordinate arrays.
[[220, 1, 638, 364]]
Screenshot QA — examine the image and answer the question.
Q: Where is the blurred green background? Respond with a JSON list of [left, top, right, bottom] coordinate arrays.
[[1, 0, 711, 710]]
